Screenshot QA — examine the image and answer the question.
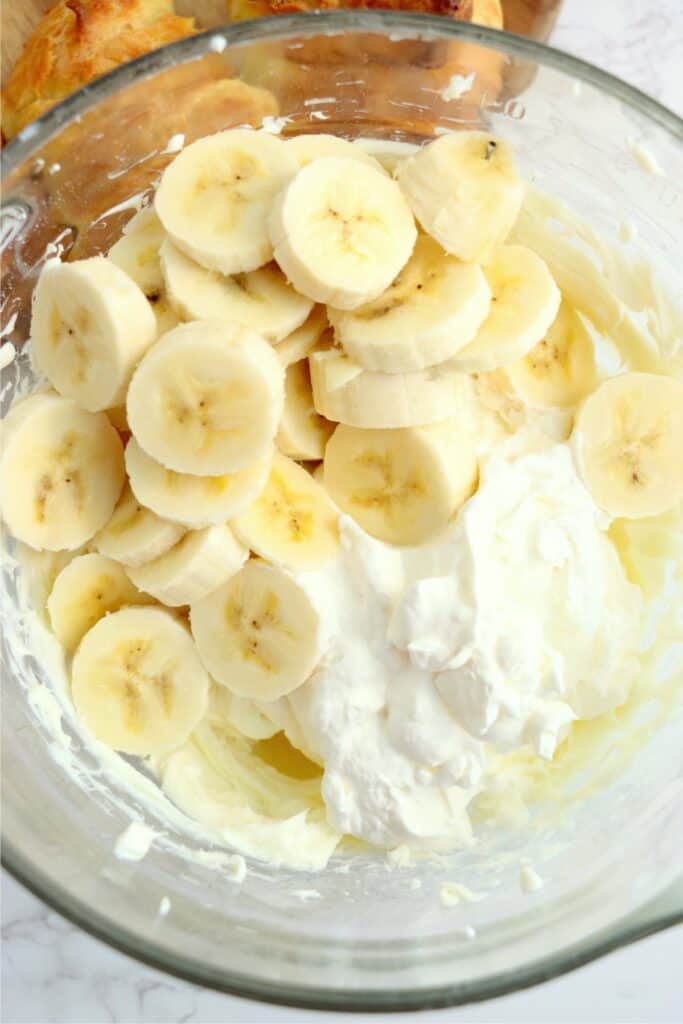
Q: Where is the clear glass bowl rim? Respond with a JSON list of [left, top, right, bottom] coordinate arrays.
[[1, 11, 682, 1012]]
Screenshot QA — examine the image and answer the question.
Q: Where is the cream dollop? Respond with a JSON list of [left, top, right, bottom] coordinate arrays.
[[280, 444, 641, 850], [288, 527, 483, 850], [393, 445, 642, 752]]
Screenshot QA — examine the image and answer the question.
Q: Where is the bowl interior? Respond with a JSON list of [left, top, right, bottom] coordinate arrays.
[[2, 14, 682, 1011]]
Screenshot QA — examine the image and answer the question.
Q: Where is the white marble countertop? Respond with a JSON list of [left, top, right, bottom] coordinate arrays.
[[2, 2, 682, 1022]]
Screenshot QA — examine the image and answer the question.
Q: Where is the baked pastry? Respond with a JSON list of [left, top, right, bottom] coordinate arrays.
[[231, 0, 503, 118], [228, 0, 502, 28], [1, 0, 197, 140], [236, 0, 504, 136], [472, 0, 504, 27], [2, 0, 503, 141]]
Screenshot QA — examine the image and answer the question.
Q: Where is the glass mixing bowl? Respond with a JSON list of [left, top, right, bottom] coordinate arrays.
[[1, 13, 682, 1012]]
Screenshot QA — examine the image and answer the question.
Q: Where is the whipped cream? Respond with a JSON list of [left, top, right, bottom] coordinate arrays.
[[395, 446, 642, 746], [269, 443, 643, 850]]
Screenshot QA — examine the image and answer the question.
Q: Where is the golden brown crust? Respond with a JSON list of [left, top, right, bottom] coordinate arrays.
[[1, 0, 196, 139], [2, 0, 503, 140], [227, 0, 502, 73], [229, 0, 502, 25], [229, 0, 477, 20], [472, 0, 504, 28]]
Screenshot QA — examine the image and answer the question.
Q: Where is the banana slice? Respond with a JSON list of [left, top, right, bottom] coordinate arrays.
[[232, 452, 339, 570], [275, 306, 328, 367], [309, 347, 468, 428], [269, 157, 417, 310], [126, 320, 284, 475], [450, 246, 561, 373], [0, 394, 125, 551], [17, 544, 88, 625], [125, 437, 271, 529], [190, 561, 322, 700], [506, 299, 598, 408], [30, 257, 157, 411], [94, 482, 185, 568], [108, 208, 179, 338], [127, 524, 247, 607], [155, 129, 299, 275], [324, 421, 478, 545], [328, 235, 491, 373], [71, 606, 210, 756], [396, 132, 524, 264], [47, 552, 152, 652], [108, 208, 166, 298], [276, 360, 335, 460], [572, 372, 683, 518], [160, 240, 313, 343], [286, 133, 387, 172]]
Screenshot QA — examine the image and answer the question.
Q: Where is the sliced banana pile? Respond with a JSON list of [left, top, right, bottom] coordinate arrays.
[[2, 126, 680, 765]]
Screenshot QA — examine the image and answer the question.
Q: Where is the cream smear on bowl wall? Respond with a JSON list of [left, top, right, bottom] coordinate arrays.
[[1, 128, 682, 914]]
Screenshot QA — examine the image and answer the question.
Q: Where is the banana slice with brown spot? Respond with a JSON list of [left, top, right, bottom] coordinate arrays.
[[47, 552, 154, 652], [396, 131, 523, 264], [155, 129, 299, 275], [450, 246, 561, 373], [30, 256, 157, 411], [572, 372, 683, 518], [328, 235, 490, 373], [0, 393, 125, 551], [232, 452, 339, 569], [71, 606, 210, 756], [276, 360, 335, 460], [506, 299, 598, 408], [269, 157, 417, 309], [323, 421, 478, 545], [190, 561, 322, 700], [126, 320, 284, 475]]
